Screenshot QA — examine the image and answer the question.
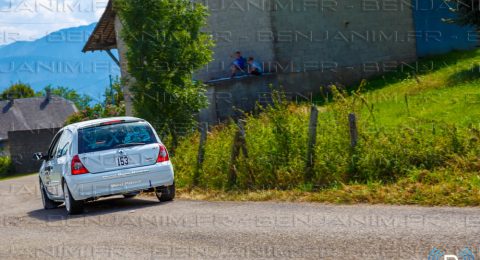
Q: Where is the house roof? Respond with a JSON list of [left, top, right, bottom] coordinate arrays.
[[82, 0, 117, 52], [0, 96, 78, 141]]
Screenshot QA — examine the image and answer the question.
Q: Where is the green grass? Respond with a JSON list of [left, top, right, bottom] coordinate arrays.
[[364, 83, 479, 127], [172, 49, 480, 206], [358, 49, 480, 128]]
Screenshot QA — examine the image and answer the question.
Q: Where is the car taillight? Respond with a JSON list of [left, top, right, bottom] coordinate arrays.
[[71, 155, 89, 175], [157, 144, 169, 163]]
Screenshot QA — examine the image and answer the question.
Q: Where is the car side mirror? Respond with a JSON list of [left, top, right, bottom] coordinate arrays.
[[33, 152, 47, 161]]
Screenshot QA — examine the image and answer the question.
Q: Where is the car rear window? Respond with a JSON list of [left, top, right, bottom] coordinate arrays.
[[78, 122, 157, 154]]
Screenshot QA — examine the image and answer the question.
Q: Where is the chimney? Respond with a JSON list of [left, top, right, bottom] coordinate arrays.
[[46, 88, 51, 101], [7, 94, 14, 105]]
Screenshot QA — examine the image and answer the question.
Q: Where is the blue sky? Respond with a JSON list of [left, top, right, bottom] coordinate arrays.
[[0, 0, 106, 45]]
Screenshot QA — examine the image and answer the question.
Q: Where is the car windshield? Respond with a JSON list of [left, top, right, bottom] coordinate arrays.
[[78, 122, 157, 154]]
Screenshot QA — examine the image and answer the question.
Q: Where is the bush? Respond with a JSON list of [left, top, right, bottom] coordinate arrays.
[[171, 88, 480, 191], [239, 98, 308, 189], [174, 123, 237, 189], [0, 157, 14, 176]]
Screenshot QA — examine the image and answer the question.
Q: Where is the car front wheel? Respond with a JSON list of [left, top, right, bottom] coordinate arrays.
[[155, 183, 175, 202], [63, 181, 84, 215]]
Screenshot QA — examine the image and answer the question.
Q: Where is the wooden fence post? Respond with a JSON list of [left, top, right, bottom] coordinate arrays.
[[228, 131, 241, 188], [349, 113, 358, 148], [228, 120, 254, 188], [404, 94, 410, 116], [305, 106, 319, 183], [193, 122, 208, 187]]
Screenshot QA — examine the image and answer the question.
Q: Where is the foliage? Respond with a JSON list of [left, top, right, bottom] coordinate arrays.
[[0, 79, 125, 125], [65, 78, 125, 125], [445, 0, 480, 28], [238, 92, 309, 189], [174, 123, 237, 189], [175, 167, 480, 206], [0, 82, 35, 100], [115, 0, 214, 145], [36, 85, 93, 110], [1, 82, 93, 111], [104, 76, 124, 107], [0, 157, 14, 177], [64, 103, 126, 125], [171, 49, 480, 205]]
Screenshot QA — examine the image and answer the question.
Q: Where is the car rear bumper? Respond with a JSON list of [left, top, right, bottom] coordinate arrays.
[[65, 162, 174, 200]]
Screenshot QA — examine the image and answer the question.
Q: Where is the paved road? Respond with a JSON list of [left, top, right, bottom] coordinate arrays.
[[0, 175, 479, 260]]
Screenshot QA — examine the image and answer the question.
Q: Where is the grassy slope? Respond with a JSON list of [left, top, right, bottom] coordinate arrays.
[[360, 49, 480, 128], [177, 49, 480, 206]]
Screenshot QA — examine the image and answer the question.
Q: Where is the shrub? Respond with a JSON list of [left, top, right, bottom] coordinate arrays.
[[0, 157, 14, 176], [171, 88, 480, 191], [173, 123, 237, 189], [239, 98, 309, 189]]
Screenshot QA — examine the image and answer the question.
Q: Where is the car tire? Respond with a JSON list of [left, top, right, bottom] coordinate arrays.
[[40, 179, 61, 210], [63, 181, 84, 215], [155, 183, 175, 202]]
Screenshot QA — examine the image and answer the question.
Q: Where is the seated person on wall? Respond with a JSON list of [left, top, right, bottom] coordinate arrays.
[[247, 57, 263, 76], [230, 51, 247, 78]]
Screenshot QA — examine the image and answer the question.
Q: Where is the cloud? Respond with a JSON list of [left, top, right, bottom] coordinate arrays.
[[0, 0, 107, 44]]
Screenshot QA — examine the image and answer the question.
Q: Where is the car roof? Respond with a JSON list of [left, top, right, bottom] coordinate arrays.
[[65, 117, 145, 131]]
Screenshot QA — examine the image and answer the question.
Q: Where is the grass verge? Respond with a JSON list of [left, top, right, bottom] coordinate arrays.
[[176, 169, 480, 206]]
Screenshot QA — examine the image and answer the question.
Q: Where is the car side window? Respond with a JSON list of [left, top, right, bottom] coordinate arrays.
[[55, 130, 73, 158], [47, 131, 63, 160]]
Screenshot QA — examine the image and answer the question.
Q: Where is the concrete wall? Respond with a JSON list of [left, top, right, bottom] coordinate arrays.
[[198, 0, 418, 123], [199, 74, 278, 123], [271, 0, 417, 72], [199, 62, 402, 124], [114, 0, 420, 122], [8, 128, 60, 174], [195, 0, 275, 81], [195, 0, 417, 80]]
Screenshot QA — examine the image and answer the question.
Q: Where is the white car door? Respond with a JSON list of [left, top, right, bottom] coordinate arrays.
[[50, 130, 73, 197], [41, 130, 63, 196]]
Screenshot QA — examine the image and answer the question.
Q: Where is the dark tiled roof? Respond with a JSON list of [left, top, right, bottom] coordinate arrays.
[[0, 96, 78, 141], [82, 0, 117, 52]]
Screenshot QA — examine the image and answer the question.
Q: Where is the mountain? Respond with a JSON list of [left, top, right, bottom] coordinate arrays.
[[0, 23, 120, 102]]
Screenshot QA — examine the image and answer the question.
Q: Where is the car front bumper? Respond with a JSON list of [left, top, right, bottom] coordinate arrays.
[[65, 162, 174, 200]]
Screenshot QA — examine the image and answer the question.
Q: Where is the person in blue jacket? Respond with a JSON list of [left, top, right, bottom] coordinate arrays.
[[247, 57, 263, 76], [230, 51, 247, 78]]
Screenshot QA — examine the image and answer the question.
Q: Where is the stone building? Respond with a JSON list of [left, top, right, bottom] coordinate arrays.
[[83, 0, 478, 123], [0, 95, 77, 173]]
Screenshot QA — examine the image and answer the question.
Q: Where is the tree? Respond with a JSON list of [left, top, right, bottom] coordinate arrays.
[[104, 76, 124, 107], [0, 82, 35, 100], [37, 86, 93, 111], [64, 103, 125, 125], [65, 79, 125, 125], [445, 0, 480, 28], [115, 0, 214, 147]]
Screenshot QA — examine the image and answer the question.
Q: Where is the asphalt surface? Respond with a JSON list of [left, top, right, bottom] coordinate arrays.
[[0, 175, 479, 260]]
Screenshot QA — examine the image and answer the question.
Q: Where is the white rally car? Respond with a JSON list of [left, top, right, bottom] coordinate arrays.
[[35, 117, 175, 215]]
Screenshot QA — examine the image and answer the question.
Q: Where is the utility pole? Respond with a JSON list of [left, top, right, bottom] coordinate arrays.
[[109, 74, 114, 105]]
